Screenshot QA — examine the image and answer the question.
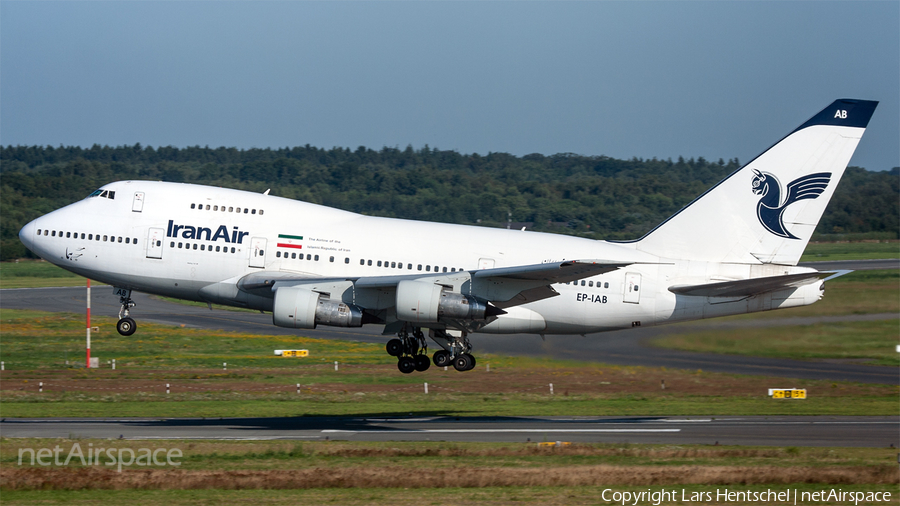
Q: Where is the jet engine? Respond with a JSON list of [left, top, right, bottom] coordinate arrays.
[[395, 280, 500, 324], [273, 286, 364, 329]]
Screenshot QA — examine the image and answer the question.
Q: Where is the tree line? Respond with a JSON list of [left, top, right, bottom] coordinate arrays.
[[1, 144, 897, 261]]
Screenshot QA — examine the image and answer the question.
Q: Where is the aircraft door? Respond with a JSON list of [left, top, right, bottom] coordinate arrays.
[[132, 192, 145, 212], [249, 237, 267, 268], [478, 258, 495, 269], [623, 272, 641, 304], [146, 228, 164, 259]]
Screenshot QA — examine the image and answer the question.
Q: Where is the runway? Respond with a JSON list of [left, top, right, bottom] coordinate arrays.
[[1, 415, 896, 447], [2, 259, 897, 384]]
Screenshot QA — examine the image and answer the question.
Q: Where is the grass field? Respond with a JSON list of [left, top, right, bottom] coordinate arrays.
[[656, 319, 899, 366], [799, 241, 899, 262], [1, 309, 897, 418], [1, 440, 897, 504]]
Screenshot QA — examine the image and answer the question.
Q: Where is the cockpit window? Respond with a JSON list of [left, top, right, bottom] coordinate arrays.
[[88, 189, 116, 200]]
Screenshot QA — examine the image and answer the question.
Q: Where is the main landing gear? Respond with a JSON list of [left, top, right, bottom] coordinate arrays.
[[116, 290, 137, 337], [386, 327, 430, 374], [386, 328, 476, 373], [430, 329, 476, 372]]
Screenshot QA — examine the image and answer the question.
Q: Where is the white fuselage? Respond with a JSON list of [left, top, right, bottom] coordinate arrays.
[[18, 180, 822, 335]]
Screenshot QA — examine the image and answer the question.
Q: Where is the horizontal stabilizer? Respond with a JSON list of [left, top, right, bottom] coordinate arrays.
[[669, 271, 831, 298]]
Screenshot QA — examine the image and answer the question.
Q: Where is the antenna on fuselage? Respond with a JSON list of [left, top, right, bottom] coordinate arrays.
[[263, 189, 271, 195]]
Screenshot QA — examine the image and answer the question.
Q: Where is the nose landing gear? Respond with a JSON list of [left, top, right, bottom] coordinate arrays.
[[116, 290, 137, 336]]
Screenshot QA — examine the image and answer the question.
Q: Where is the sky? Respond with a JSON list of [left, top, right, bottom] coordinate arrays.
[[1, 1, 898, 171]]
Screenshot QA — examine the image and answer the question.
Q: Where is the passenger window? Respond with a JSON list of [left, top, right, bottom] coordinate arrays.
[[367, 260, 372, 266], [329, 256, 335, 262], [451, 268, 456, 272], [45, 230, 49, 236], [276, 251, 281, 258], [191, 204, 196, 209], [426, 265, 431, 272], [442, 267, 447, 273], [589, 281, 593, 287], [200, 244, 205, 251], [118, 237, 123, 243], [37, 229, 42, 235], [229, 207, 234, 212], [377, 261, 382, 267], [66, 232, 71, 238], [291, 253, 296, 259], [604, 282, 609, 288], [156, 241, 160, 246], [192, 244, 197, 250], [133, 238, 137, 245], [252, 209, 256, 214], [244, 208, 248, 214], [81, 233, 86, 239], [344, 258, 349, 264], [170, 241, 175, 247], [418, 264, 423, 271], [205, 205, 210, 210], [52, 231, 56, 237], [408, 264, 413, 270], [178, 242, 183, 248], [259, 210, 264, 215], [390, 262, 396, 268], [216, 246, 220, 252], [88, 234, 92, 240], [231, 247, 235, 253], [581, 280, 586, 286], [103, 235, 108, 241], [213, 205, 218, 211], [359, 259, 364, 265], [236, 207, 240, 213]]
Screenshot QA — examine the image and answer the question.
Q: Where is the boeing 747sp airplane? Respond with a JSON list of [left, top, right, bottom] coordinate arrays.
[[18, 99, 878, 373]]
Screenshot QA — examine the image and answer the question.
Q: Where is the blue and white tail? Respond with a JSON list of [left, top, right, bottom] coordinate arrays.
[[634, 99, 878, 265]]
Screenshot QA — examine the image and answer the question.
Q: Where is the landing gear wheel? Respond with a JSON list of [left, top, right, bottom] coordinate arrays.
[[465, 354, 476, 371], [398, 356, 416, 374], [433, 350, 452, 367], [453, 354, 473, 372], [414, 355, 431, 372], [116, 317, 137, 336], [386, 339, 403, 357]]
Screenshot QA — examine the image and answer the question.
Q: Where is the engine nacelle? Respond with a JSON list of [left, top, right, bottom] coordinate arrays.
[[396, 280, 489, 324], [273, 286, 364, 329]]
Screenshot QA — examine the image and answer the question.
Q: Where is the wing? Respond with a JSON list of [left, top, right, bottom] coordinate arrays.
[[230, 259, 634, 333], [783, 172, 831, 207]]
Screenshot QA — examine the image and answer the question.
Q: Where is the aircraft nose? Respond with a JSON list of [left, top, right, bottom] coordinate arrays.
[[18, 219, 36, 254]]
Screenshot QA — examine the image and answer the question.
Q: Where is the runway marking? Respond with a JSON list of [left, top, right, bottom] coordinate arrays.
[[322, 429, 681, 433]]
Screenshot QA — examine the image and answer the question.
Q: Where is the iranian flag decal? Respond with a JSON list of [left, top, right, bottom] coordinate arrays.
[[277, 234, 303, 249]]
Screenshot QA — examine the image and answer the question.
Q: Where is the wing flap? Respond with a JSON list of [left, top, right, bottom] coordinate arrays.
[[669, 271, 831, 298]]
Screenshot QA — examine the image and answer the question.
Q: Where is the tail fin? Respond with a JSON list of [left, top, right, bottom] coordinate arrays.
[[633, 99, 878, 265]]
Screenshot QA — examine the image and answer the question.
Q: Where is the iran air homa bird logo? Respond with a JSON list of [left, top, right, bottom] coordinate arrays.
[[751, 169, 832, 239]]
